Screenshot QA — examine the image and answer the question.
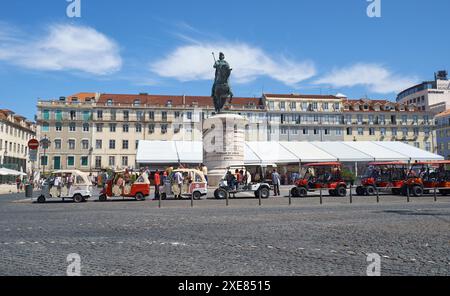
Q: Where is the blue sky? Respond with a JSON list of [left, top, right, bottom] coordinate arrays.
[[0, 0, 449, 120]]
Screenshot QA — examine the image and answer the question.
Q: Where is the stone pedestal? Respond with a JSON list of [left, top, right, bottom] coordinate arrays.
[[203, 113, 248, 187]]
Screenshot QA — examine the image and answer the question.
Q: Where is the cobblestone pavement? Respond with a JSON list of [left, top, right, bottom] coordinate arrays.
[[0, 188, 449, 276]]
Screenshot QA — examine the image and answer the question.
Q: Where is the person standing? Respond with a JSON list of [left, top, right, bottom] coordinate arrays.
[[272, 169, 281, 197], [154, 170, 161, 200], [201, 163, 208, 184], [16, 176, 21, 193], [173, 170, 183, 199]]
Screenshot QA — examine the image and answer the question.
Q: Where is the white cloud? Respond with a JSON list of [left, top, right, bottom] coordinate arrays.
[[150, 42, 316, 87], [314, 63, 418, 94], [0, 24, 122, 75]]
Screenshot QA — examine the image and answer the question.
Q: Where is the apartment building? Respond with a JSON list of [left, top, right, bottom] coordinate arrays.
[[0, 109, 37, 173], [397, 70, 450, 114], [37, 93, 265, 172], [435, 110, 450, 159], [36, 91, 437, 172], [263, 94, 345, 142], [342, 99, 434, 152]]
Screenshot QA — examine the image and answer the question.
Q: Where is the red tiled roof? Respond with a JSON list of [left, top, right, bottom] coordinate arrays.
[[97, 94, 262, 108], [67, 92, 96, 102], [264, 93, 338, 100]]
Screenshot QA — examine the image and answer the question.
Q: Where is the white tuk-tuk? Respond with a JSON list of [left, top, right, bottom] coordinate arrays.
[[160, 169, 208, 200], [37, 170, 93, 203]]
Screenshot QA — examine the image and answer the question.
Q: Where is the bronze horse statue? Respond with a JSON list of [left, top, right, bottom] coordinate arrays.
[[211, 52, 233, 113]]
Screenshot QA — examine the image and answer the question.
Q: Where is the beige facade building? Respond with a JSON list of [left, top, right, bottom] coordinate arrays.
[[37, 93, 264, 172], [397, 70, 450, 114], [0, 109, 37, 175], [36, 91, 437, 172]]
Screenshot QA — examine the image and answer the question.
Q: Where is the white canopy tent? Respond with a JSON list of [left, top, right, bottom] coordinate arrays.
[[0, 168, 27, 176], [373, 141, 444, 162], [310, 142, 374, 162], [279, 142, 337, 162], [342, 141, 411, 162], [136, 140, 444, 166], [246, 141, 299, 164]]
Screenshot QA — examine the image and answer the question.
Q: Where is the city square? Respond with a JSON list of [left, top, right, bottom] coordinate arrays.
[[0, 189, 449, 276], [0, 1, 450, 282]]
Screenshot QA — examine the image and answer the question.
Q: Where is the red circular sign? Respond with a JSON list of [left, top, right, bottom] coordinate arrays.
[[28, 139, 39, 150]]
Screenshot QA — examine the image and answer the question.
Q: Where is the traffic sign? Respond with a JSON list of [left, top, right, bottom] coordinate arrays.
[[40, 138, 51, 150], [29, 149, 38, 162], [28, 139, 40, 150]]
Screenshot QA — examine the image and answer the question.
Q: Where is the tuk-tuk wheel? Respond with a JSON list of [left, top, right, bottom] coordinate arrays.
[[215, 188, 228, 200], [161, 193, 167, 200], [135, 192, 145, 201], [99, 195, 107, 202], [37, 195, 46, 204], [73, 194, 84, 203], [193, 191, 202, 200]]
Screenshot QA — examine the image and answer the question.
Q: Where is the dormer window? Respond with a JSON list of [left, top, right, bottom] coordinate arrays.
[[134, 100, 141, 107], [107, 99, 113, 106], [363, 105, 369, 110], [166, 100, 173, 107]]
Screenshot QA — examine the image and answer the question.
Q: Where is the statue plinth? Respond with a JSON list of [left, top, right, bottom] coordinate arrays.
[[203, 113, 248, 186]]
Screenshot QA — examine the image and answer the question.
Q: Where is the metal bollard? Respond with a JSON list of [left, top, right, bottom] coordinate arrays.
[[159, 192, 161, 209], [289, 189, 292, 206], [376, 187, 379, 203], [406, 186, 410, 203], [191, 193, 194, 208], [434, 187, 437, 202], [320, 188, 323, 205], [259, 189, 262, 206], [226, 191, 229, 207], [349, 185, 353, 204]]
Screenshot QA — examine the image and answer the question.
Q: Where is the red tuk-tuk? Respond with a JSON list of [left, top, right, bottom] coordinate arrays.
[[356, 162, 408, 196], [405, 161, 450, 196], [99, 171, 150, 201], [290, 162, 348, 197]]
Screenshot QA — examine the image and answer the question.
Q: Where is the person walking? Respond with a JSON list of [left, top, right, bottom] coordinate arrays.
[[272, 169, 281, 197], [154, 170, 161, 200], [16, 176, 21, 193]]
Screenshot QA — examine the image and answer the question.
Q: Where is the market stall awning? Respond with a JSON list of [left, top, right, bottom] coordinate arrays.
[[0, 168, 27, 176], [373, 141, 444, 161], [136, 141, 180, 164], [279, 142, 337, 163], [174, 141, 203, 164]]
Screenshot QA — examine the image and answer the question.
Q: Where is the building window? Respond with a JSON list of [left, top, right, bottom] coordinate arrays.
[[54, 139, 62, 150], [123, 110, 129, 121], [82, 140, 89, 150], [69, 123, 76, 132], [42, 123, 50, 132], [425, 142, 431, 152], [148, 124, 155, 134], [83, 111, 90, 121], [149, 111, 154, 121], [161, 124, 168, 134], [281, 127, 287, 135], [135, 140, 139, 150], [122, 140, 129, 150], [413, 128, 419, 136], [70, 111, 77, 120], [392, 128, 398, 136], [290, 102, 296, 111], [122, 156, 128, 167], [280, 101, 286, 111], [96, 140, 102, 149], [55, 123, 62, 132], [67, 156, 75, 167], [109, 156, 115, 167], [41, 156, 48, 166], [97, 110, 103, 119], [109, 124, 116, 132], [136, 111, 144, 121], [123, 124, 129, 133], [134, 100, 141, 107], [96, 124, 103, 132], [369, 128, 375, 136], [83, 123, 90, 132], [111, 110, 116, 121], [380, 128, 386, 136], [68, 140, 76, 150], [357, 128, 364, 136], [324, 129, 330, 135], [402, 128, 408, 137], [81, 156, 89, 167], [336, 129, 342, 136], [186, 112, 192, 121], [107, 99, 113, 106], [95, 156, 102, 169], [346, 127, 352, 135], [313, 129, 319, 135], [135, 124, 142, 133], [43, 110, 50, 120], [55, 110, 63, 121], [323, 102, 329, 110], [162, 112, 168, 122], [109, 140, 116, 150]]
